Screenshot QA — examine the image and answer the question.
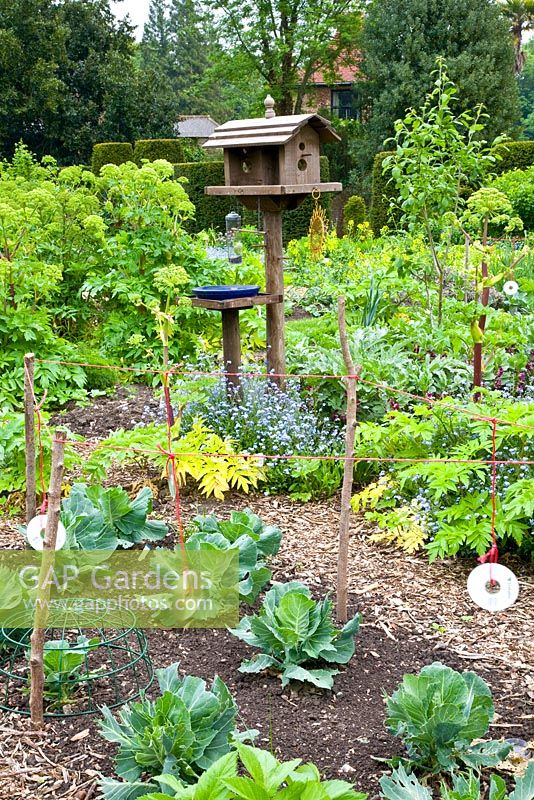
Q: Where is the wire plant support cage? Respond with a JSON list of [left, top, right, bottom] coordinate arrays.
[[0, 609, 154, 717]]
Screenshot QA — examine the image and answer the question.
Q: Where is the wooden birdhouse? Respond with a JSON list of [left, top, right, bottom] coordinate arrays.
[[196, 97, 343, 385], [203, 95, 342, 211]]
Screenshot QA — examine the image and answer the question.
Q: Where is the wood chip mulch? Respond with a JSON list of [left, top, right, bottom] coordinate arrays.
[[0, 491, 532, 800]]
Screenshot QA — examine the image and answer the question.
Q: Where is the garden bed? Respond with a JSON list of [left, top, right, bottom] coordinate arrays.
[[0, 490, 532, 800]]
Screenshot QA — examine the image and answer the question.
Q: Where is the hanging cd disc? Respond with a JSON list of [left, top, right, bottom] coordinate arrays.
[[467, 563, 519, 612], [26, 515, 66, 551]]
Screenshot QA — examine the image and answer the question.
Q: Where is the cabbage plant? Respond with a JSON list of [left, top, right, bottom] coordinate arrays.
[[61, 483, 168, 550], [187, 510, 281, 603], [380, 763, 534, 800], [230, 581, 361, 689], [385, 662, 512, 773], [99, 662, 256, 800]]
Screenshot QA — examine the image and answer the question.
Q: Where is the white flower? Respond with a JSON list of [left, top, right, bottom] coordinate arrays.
[[503, 280, 519, 297]]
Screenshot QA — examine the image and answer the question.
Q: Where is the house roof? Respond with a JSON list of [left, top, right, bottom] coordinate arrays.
[[203, 113, 340, 149], [308, 63, 360, 86], [176, 115, 219, 138]]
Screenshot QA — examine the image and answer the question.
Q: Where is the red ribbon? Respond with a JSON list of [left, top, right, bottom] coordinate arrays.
[[478, 543, 499, 564], [478, 419, 499, 586]]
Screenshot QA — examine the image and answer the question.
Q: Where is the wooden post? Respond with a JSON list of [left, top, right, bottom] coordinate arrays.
[[29, 429, 67, 728], [24, 353, 37, 523], [473, 258, 489, 396], [221, 308, 242, 394], [263, 210, 285, 385], [336, 298, 358, 623]]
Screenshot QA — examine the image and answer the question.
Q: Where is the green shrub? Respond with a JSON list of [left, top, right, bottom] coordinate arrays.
[[76, 348, 121, 391], [283, 155, 331, 243], [493, 140, 534, 174], [180, 138, 207, 162], [91, 142, 133, 175], [343, 194, 367, 235], [133, 138, 184, 165], [127, 744, 367, 800], [369, 150, 398, 233], [491, 166, 534, 229], [174, 161, 239, 233]]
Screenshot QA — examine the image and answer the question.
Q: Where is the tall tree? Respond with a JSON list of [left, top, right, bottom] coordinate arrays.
[[0, 0, 66, 157], [45, 0, 136, 161], [0, 0, 179, 163], [141, 0, 215, 115], [360, 0, 520, 165], [203, 0, 362, 114], [519, 39, 534, 137], [499, 0, 534, 74]]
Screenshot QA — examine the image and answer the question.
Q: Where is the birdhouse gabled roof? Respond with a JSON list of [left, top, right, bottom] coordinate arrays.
[[203, 113, 340, 149]]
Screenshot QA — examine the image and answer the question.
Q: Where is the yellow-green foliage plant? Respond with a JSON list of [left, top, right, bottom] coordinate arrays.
[[83, 420, 264, 500]]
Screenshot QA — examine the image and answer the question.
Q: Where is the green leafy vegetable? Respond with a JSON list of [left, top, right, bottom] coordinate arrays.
[[385, 662, 512, 773], [99, 662, 256, 800], [60, 483, 168, 550], [27, 634, 100, 709], [187, 510, 281, 603], [230, 581, 361, 689], [134, 743, 367, 800], [380, 762, 534, 800]]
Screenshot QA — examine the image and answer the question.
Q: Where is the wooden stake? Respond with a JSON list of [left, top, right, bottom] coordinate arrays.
[[336, 298, 358, 623], [473, 258, 489, 396], [29, 429, 67, 729], [24, 353, 37, 523], [264, 210, 285, 386], [221, 308, 242, 394]]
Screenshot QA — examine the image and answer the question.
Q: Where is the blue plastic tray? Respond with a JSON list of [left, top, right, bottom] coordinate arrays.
[[193, 285, 260, 301]]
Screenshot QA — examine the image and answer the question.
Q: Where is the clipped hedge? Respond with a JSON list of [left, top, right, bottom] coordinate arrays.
[[174, 161, 240, 233], [91, 142, 134, 175], [283, 156, 331, 243], [369, 150, 398, 234], [134, 138, 184, 166], [343, 195, 367, 235], [491, 166, 534, 230], [493, 141, 534, 175]]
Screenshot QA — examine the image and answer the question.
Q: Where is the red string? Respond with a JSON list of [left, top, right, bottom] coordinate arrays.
[[30, 358, 530, 579], [478, 418, 499, 585], [160, 371, 184, 552], [56, 438, 534, 466], [34, 358, 534, 432]]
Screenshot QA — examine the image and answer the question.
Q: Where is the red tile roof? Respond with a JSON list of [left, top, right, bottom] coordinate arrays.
[[309, 62, 360, 85]]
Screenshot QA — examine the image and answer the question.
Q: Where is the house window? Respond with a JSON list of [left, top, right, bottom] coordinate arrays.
[[331, 89, 357, 119]]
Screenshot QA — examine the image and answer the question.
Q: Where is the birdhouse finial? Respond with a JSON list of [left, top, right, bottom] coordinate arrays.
[[264, 94, 275, 119]]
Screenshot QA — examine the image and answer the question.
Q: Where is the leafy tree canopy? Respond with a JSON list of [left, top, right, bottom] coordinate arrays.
[[0, 0, 180, 163], [202, 0, 362, 114], [360, 0, 520, 168]]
